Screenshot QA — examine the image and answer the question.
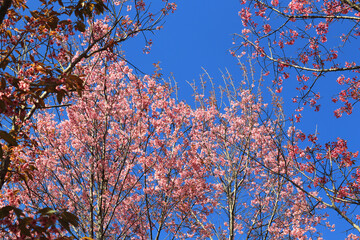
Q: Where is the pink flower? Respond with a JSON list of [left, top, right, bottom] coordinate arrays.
[[271, 0, 279, 6], [320, 35, 327, 43], [19, 80, 30, 91], [239, 8, 252, 27], [263, 24, 271, 34]]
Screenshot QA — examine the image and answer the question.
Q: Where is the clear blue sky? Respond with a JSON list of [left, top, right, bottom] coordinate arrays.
[[123, 1, 360, 239]]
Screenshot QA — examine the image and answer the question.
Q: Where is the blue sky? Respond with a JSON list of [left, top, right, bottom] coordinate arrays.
[[123, 1, 360, 239], [123, 1, 241, 96]]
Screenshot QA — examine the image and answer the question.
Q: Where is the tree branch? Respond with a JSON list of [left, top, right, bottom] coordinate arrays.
[[236, 33, 360, 73], [341, 0, 360, 13]]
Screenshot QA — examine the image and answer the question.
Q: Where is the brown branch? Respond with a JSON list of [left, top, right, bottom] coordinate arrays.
[[236, 33, 360, 73], [341, 0, 360, 13], [0, 152, 9, 190], [257, 0, 360, 21]]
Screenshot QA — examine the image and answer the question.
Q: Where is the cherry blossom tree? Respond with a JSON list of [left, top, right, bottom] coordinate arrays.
[[4, 0, 359, 238], [0, 0, 177, 189], [11, 52, 217, 239], [235, 1, 360, 238], [0, 0, 177, 237], [234, 0, 360, 116], [187, 69, 327, 240], [1, 52, 329, 239]]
